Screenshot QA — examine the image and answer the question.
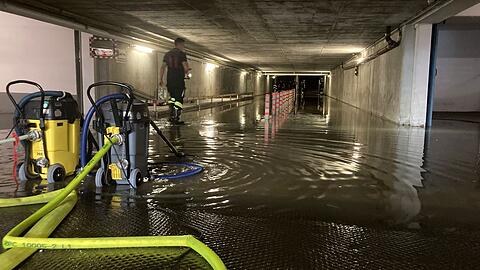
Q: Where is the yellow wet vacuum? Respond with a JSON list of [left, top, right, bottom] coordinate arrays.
[[0, 80, 225, 270], [6, 80, 80, 184]]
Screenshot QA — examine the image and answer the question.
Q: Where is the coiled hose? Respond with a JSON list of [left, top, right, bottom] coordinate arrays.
[[0, 136, 226, 270]]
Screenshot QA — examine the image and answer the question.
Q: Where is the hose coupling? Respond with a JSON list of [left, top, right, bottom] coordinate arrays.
[[111, 134, 124, 146], [27, 130, 42, 142], [117, 159, 129, 169], [36, 157, 49, 168]]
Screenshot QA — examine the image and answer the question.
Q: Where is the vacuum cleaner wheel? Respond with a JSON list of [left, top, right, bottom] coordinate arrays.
[[129, 168, 141, 189], [47, 164, 66, 183], [95, 167, 104, 188], [17, 162, 30, 182]]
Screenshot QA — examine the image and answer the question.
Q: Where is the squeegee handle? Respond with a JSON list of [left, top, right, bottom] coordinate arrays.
[[150, 120, 184, 157]]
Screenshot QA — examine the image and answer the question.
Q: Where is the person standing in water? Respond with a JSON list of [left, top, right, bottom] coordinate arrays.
[[159, 38, 191, 125]]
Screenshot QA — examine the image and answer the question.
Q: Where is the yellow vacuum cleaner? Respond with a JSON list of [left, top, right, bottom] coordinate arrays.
[[6, 80, 81, 183]]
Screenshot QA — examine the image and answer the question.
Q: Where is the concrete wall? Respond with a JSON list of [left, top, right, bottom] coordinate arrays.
[[94, 41, 159, 98], [0, 11, 76, 113], [329, 24, 433, 127], [183, 58, 248, 99], [170, 56, 264, 99], [0, 11, 264, 115], [434, 24, 480, 112], [95, 41, 266, 100]]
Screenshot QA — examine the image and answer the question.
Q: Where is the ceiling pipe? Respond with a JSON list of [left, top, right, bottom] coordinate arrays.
[[341, 27, 402, 70], [340, 0, 453, 68]]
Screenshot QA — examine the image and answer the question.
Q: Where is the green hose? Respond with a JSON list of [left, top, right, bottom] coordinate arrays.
[[0, 130, 41, 146], [1, 135, 226, 270], [0, 134, 30, 145]]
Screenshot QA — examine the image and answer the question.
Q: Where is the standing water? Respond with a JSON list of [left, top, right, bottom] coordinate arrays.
[[1, 96, 480, 269]]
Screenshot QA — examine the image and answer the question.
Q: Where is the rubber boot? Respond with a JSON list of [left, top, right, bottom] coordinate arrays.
[[168, 104, 176, 123], [174, 108, 185, 125]]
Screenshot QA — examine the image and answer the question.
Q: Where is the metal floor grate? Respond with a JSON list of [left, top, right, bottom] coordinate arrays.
[[2, 189, 480, 269]]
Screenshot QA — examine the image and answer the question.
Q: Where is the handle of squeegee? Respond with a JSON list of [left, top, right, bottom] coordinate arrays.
[[150, 120, 185, 157]]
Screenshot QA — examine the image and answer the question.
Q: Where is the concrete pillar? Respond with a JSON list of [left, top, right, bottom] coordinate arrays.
[[81, 32, 94, 115], [410, 24, 433, 126], [266, 75, 270, 93], [295, 75, 299, 107], [328, 23, 433, 127], [324, 75, 331, 96], [399, 24, 432, 127]]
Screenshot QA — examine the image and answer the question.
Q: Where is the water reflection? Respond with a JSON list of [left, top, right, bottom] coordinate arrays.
[[1, 96, 480, 230], [149, 96, 479, 229]]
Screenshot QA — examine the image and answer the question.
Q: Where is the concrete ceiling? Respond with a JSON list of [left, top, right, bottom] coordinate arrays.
[[8, 0, 434, 71], [457, 3, 480, 16]]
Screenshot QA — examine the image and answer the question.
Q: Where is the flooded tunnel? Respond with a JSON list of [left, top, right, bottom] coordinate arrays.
[[1, 1, 480, 269]]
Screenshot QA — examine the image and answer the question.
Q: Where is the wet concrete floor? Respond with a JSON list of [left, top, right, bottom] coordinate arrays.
[[1, 96, 480, 269]]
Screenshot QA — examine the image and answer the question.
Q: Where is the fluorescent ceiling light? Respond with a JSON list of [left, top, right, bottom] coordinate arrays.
[[262, 70, 331, 74], [206, 63, 219, 71], [356, 57, 366, 64], [322, 46, 365, 54], [134, 45, 154, 53]]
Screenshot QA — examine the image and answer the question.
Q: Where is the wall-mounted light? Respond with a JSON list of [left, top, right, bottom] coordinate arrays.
[[134, 45, 154, 53], [206, 63, 219, 71], [356, 57, 365, 64]]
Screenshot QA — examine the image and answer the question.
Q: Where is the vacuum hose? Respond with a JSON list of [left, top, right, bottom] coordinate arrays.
[[11, 90, 65, 140], [149, 162, 204, 179], [80, 93, 128, 167]]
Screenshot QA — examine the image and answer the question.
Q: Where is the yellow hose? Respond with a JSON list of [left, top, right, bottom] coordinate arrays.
[[4, 235, 225, 270], [0, 190, 63, 208], [0, 192, 77, 270], [0, 135, 226, 270]]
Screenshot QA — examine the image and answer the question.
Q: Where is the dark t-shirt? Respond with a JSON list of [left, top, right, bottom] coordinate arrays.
[[163, 48, 187, 89]]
